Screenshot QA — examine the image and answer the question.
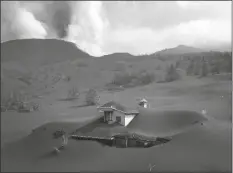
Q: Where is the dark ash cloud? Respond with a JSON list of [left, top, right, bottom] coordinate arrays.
[[47, 1, 73, 38]]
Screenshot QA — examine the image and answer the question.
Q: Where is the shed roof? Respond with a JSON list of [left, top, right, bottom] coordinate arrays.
[[100, 101, 127, 112], [139, 98, 148, 103]]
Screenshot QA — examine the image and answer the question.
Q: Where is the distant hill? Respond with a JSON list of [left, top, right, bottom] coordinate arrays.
[[202, 43, 232, 52], [101, 52, 135, 60], [154, 45, 204, 56], [1, 39, 93, 97], [1, 39, 92, 69], [1, 39, 231, 102]]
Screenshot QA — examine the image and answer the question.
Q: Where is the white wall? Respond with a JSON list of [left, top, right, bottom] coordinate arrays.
[[100, 110, 125, 125], [98, 109, 136, 126], [124, 114, 135, 126]]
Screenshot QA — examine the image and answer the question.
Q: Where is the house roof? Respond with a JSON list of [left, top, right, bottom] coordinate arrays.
[[139, 98, 148, 103], [100, 101, 127, 112]]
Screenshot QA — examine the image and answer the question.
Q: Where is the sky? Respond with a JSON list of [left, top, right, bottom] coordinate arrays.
[[1, 1, 231, 56]]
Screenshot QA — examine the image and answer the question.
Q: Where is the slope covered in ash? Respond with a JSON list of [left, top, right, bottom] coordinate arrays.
[[1, 39, 92, 68], [1, 108, 231, 172]]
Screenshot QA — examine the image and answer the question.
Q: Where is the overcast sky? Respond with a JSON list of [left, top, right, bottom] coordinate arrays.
[[1, 1, 231, 56]]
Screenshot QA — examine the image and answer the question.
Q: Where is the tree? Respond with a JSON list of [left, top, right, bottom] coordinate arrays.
[[85, 89, 99, 106], [139, 72, 155, 85], [210, 64, 220, 75], [111, 72, 132, 86], [175, 60, 180, 68], [186, 60, 194, 76], [165, 64, 179, 82], [193, 62, 201, 75], [200, 62, 209, 77], [67, 87, 79, 100]]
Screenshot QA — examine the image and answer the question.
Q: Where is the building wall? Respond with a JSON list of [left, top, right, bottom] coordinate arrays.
[[98, 108, 136, 126], [124, 114, 136, 126], [113, 111, 125, 125], [99, 109, 125, 125], [139, 102, 148, 108]]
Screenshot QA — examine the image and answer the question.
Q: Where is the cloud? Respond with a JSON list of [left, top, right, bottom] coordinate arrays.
[[66, 1, 109, 56], [104, 1, 230, 31], [103, 18, 231, 54], [1, 1, 47, 42], [46, 2, 73, 38], [1, 1, 109, 56], [21, 1, 74, 38], [176, 1, 202, 8], [1, 1, 231, 55], [1, 1, 76, 41], [101, 1, 231, 54]]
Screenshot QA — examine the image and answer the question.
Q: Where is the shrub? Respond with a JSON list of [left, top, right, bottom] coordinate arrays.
[[67, 87, 79, 100], [111, 72, 132, 86], [111, 70, 155, 87], [138, 71, 155, 85], [1, 91, 39, 112], [85, 89, 99, 106]]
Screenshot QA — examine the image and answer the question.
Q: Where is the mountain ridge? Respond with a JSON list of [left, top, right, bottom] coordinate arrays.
[[1, 39, 92, 67]]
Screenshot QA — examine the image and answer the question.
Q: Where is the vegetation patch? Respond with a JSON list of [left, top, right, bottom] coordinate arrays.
[[110, 70, 156, 88], [1, 91, 39, 113], [85, 89, 99, 106], [67, 87, 80, 101]]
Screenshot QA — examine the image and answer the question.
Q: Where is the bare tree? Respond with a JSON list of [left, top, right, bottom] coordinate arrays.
[[85, 89, 99, 106], [148, 163, 156, 172], [67, 87, 79, 100]]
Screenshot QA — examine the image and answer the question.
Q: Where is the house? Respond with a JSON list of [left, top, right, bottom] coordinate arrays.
[[97, 101, 139, 126], [138, 98, 149, 108]]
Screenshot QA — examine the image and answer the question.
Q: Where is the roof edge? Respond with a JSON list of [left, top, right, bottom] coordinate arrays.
[[98, 106, 139, 114]]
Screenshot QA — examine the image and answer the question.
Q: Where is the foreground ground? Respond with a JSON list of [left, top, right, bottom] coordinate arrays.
[[1, 76, 232, 172]]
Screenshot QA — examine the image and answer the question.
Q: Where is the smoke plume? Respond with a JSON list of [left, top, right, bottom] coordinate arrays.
[[1, 1, 47, 42], [66, 1, 109, 56], [46, 1, 73, 38], [1, 1, 109, 56]]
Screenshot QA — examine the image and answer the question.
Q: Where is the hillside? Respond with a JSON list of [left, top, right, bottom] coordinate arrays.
[[0, 39, 162, 100], [102, 52, 134, 58], [1, 39, 231, 107], [1, 39, 93, 97], [154, 45, 204, 56], [1, 39, 231, 172], [1, 39, 92, 67]]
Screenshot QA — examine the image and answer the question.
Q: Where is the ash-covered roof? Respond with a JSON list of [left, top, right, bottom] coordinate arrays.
[[100, 101, 127, 112], [139, 98, 148, 103]]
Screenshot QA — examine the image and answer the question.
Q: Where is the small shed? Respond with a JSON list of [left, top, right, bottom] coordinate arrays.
[[138, 98, 148, 108], [97, 101, 139, 126]]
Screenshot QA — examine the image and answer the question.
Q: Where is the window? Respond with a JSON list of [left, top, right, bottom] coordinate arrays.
[[116, 116, 121, 123]]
